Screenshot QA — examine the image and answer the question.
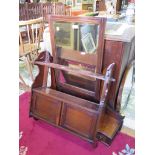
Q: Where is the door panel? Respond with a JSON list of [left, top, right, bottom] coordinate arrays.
[[60, 103, 97, 139], [32, 93, 62, 124]]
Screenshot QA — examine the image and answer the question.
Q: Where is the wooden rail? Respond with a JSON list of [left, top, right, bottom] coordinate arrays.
[[19, 2, 71, 21], [34, 61, 116, 82]]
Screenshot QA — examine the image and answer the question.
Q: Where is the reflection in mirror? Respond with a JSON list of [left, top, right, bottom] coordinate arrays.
[[53, 21, 99, 54], [47, 68, 51, 87], [52, 21, 100, 92]]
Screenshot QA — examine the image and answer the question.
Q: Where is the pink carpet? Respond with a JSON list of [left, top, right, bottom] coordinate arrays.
[[19, 92, 135, 155]]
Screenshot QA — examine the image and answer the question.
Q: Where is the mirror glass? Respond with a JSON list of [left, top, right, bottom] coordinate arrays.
[[53, 21, 99, 54], [52, 21, 100, 92]]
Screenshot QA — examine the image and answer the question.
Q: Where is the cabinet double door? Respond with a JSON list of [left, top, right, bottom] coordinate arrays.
[[31, 91, 98, 140]]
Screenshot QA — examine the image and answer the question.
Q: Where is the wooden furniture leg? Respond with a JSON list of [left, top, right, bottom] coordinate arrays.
[[24, 56, 34, 82], [19, 74, 31, 91]]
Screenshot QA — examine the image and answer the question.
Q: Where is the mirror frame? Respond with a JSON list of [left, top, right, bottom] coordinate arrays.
[[116, 60, 135, 112], [47, 15, 106, 101]]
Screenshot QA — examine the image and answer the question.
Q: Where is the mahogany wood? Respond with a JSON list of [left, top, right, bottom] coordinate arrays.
[[102, 39, 135, 109], [33, 88, 99, 110], [97, 105, 124, 145], [32, 91, 62, 125], [60, 103, 98, 139], [28, 15, 133, 146], [56, 48, 97, 66], [47, 15, 106, 101], [34, 61, 115, 82], [30, 50, 122, 146], [27, 13, 135, 146], [28, 14, 134, 147]]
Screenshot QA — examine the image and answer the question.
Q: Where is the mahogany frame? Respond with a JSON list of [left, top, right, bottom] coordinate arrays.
[[47, 15, 107, 101], [30, 51, 120, 146]]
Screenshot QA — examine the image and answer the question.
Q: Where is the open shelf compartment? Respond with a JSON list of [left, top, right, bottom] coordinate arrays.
[[97, 106, 124, 145]]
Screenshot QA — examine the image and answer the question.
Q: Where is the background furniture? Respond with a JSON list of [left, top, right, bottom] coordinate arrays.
[[19, 17, 44, 87], [19, 74, 31, 91], [96, 0, 106, 11], [19, 2, 71, 21], [82, 0, 94, 12]]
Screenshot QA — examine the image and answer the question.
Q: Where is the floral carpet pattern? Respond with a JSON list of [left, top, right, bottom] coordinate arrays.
[[19, 131, 28, 155], [112, 144, 135, 155]]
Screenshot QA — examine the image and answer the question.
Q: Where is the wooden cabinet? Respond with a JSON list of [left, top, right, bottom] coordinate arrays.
[[103, 39, 135, 109], [29, 51, 124, 146], [30, 87, 101, 144], [29, 16, 133, 146]]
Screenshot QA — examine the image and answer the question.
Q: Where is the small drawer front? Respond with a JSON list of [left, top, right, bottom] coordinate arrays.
[[32, 93, 62, 125], [60, 103, 97, 139]]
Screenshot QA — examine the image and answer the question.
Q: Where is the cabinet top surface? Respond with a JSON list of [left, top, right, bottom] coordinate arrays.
[[78, 13, 135, 43], [104, 22, 135, 42]]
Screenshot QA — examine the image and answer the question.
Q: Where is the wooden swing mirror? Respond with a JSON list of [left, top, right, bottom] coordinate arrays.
[[30, 15, 124, 147], [48, 16, 106, 102]]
